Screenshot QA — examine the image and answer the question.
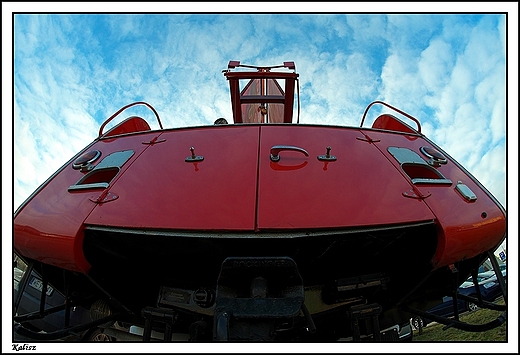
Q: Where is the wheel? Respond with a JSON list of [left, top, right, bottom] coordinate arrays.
[[466, 301, 479, 312], [411, 317, 424, 330], [83, 327, 115, 341]]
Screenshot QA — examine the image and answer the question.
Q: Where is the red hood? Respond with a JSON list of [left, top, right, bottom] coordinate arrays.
[[84, 125, 435, 230]]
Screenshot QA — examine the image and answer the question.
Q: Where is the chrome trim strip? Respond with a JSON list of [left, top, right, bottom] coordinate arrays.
[[455, 182, 477, 201], [85, 220, 436, 239], [412, 178, 452, 185], [68, 182, 109, 191]]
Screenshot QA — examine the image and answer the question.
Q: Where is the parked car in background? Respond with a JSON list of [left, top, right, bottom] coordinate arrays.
[[411, 268, 506, 330], [14, 256, 116, 341]]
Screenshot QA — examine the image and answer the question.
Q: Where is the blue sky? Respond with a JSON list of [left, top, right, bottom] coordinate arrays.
[[3, 2, 518, 352]]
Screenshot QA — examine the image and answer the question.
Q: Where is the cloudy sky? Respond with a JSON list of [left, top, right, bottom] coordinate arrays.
[[8, 8, 515, 211], [4, 2, 518, 352]]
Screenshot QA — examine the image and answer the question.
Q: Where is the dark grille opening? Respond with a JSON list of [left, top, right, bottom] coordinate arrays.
[[402, 163, 441, 180], [80, 168, 119, 185], [83, 222, 438, 312]]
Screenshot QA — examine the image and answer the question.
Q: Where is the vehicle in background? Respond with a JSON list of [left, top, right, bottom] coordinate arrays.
[[411, 268, 506, 330], [14, 256, 115, 341]]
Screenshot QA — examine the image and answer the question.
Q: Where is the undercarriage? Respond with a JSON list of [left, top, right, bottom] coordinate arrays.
[[14, 224, 506, 341]]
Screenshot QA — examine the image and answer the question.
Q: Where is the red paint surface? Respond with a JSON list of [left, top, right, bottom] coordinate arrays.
[[14, 125, 506, 273], [366, 129, 506, 267], [85, 126, 260, 230], [14, 131, 161, 272], [256, 125, 435, 229]]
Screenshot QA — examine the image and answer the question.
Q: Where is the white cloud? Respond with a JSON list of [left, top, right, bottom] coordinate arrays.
[[418, 39, 454, 94], [474, 67, 506, 144], [345, 14, 388, 43], [471, 142, 507, 207]]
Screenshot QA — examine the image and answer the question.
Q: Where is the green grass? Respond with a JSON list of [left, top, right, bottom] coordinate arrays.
[[412, 297, 507, 341]]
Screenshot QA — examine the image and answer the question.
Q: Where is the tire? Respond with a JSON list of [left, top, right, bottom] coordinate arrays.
[[411, 317, 424, 330], [83, 327, 115, 341], [466, 302, 479, 312]]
